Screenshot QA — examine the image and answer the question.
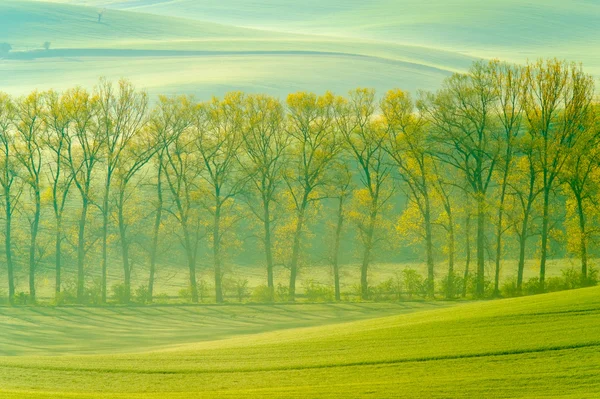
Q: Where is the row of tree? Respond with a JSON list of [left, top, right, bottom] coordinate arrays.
[[0, 58, 597, 305]]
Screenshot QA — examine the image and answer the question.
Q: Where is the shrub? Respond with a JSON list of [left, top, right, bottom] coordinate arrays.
[[276, 283, 289, 302], [53, 290, 77, 306], [153, 293, 170, 304], [523, 277, 542, 295], [251, 284, 273, 303], [402, 268, 427, 299], [223, 278, 249, 302], [178, 286, 193, 302], [371, 276, 402, 302], [14, 292, 30, 305], [135, 285, 151, 304], [303, 280, 334, 302], [501, 278, 520, 297], [111, 283, 130, 304], [439, 272, 462, 299]]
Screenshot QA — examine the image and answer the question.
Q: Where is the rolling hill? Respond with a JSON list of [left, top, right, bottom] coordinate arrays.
[[0, 286, 598, 397], [4, 0, 599, 100]]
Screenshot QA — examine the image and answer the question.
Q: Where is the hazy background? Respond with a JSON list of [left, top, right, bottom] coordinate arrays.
[[1, 0, 599, 99]]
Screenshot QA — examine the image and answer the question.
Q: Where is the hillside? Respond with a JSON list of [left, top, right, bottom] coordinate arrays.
[[0, 286, 598, 397]]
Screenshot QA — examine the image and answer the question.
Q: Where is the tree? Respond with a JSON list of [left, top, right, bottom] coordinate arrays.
[[490, 61, 525, 296], [14, 91, 45, 302], [284, 91, 339, 301], [382, 89, 436, 297], [160, 96, 202, 303], [561, 105, 600, 280], [328, 161, 352, 301], [421, 61, 501, 298], [43, 90, 75, 297], [96, 79, 148, 303], [194, 92, 246, 303], [0, 93, 20, 303], [64, 87, 103, 303], [522, 59, 595, 291], [242, 94, 288, 301], [43, 42, 51, 51], [336, 88, 393, 300]]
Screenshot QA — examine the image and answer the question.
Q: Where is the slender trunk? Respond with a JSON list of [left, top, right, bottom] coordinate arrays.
[[55, 216, 62, 297], [539, 188, 550, 292], [101, 173, 111, 303], [77, 196, 88, 303], [462, 215, 471, 298], [28, 188, 41, 303], [263, 200, 274, 301], [5, 192, 14, 304], [182, 223, 198, 303], [213, 203, 223, 303], [118, 191, 131, 303], [447, 219, 455, 299], [494, 200, 506, 297], [476, 195, 486, 298], [575, 194, 588, 280], [517, 212, 530, 293], [424, 194, 435, 298], [332, 196, 344, 302], [288, 202, 306, 302], [148, 164, 163, 302], [361, 208, 377, 300]]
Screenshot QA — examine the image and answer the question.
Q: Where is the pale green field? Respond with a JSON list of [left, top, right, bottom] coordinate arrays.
[[0, 286, 598, 397], [2, 0, 599, 98]]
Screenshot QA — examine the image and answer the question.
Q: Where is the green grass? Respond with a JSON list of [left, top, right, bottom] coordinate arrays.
[[0, 286, 598, 397]]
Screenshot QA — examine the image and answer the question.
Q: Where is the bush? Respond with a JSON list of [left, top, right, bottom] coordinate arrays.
[[111, 283, 130, 304], [501, 278, 520, 297], [135, 285, 151, 304], [523, 277, 542, 295], [153, 293, 170, 304], [14, 292, 30, 305], [251, 285, 274, 303], [439, 272, 462, 299], [53, 290, 77, 306], [303, 280, 334, 302], [402, 269, 427, 299], [371, 276, 402, 302], [276, 283, 289, 302], [178, 286, 193, 302], [223, 278, 249, 302]]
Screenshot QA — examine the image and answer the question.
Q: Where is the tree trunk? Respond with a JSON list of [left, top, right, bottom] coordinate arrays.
[[360, 208, 377, 300], [77, 197, 89, 303], [55, 216, 62, 297], [182, 225, 198, 303], [263, 200, 274, 301], [28, 189, 41, 303], [288, 202, 306, 302], [494, 185, 508, 297], [213, 203, 223, 303], [332, 196, 344, 302], [462, 215, 471, 298], [446, 209, 455, 299], [539, 188, 550, 292], [475, 195, 486, 298], [148, 164, 163, 302], [575, 194, 588, 280], [118, 193, 131, 303], [101, 174, 111, 303], [424, 194, 435, 298], [517, 212, 530, 294], [5, 192, 14, 304]]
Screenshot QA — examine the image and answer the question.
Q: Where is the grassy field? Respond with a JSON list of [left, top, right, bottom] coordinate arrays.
[[0, 286, 598, 397]]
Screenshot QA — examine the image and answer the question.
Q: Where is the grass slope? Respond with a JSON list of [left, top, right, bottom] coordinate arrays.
[[0, 286, 598, 397]]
